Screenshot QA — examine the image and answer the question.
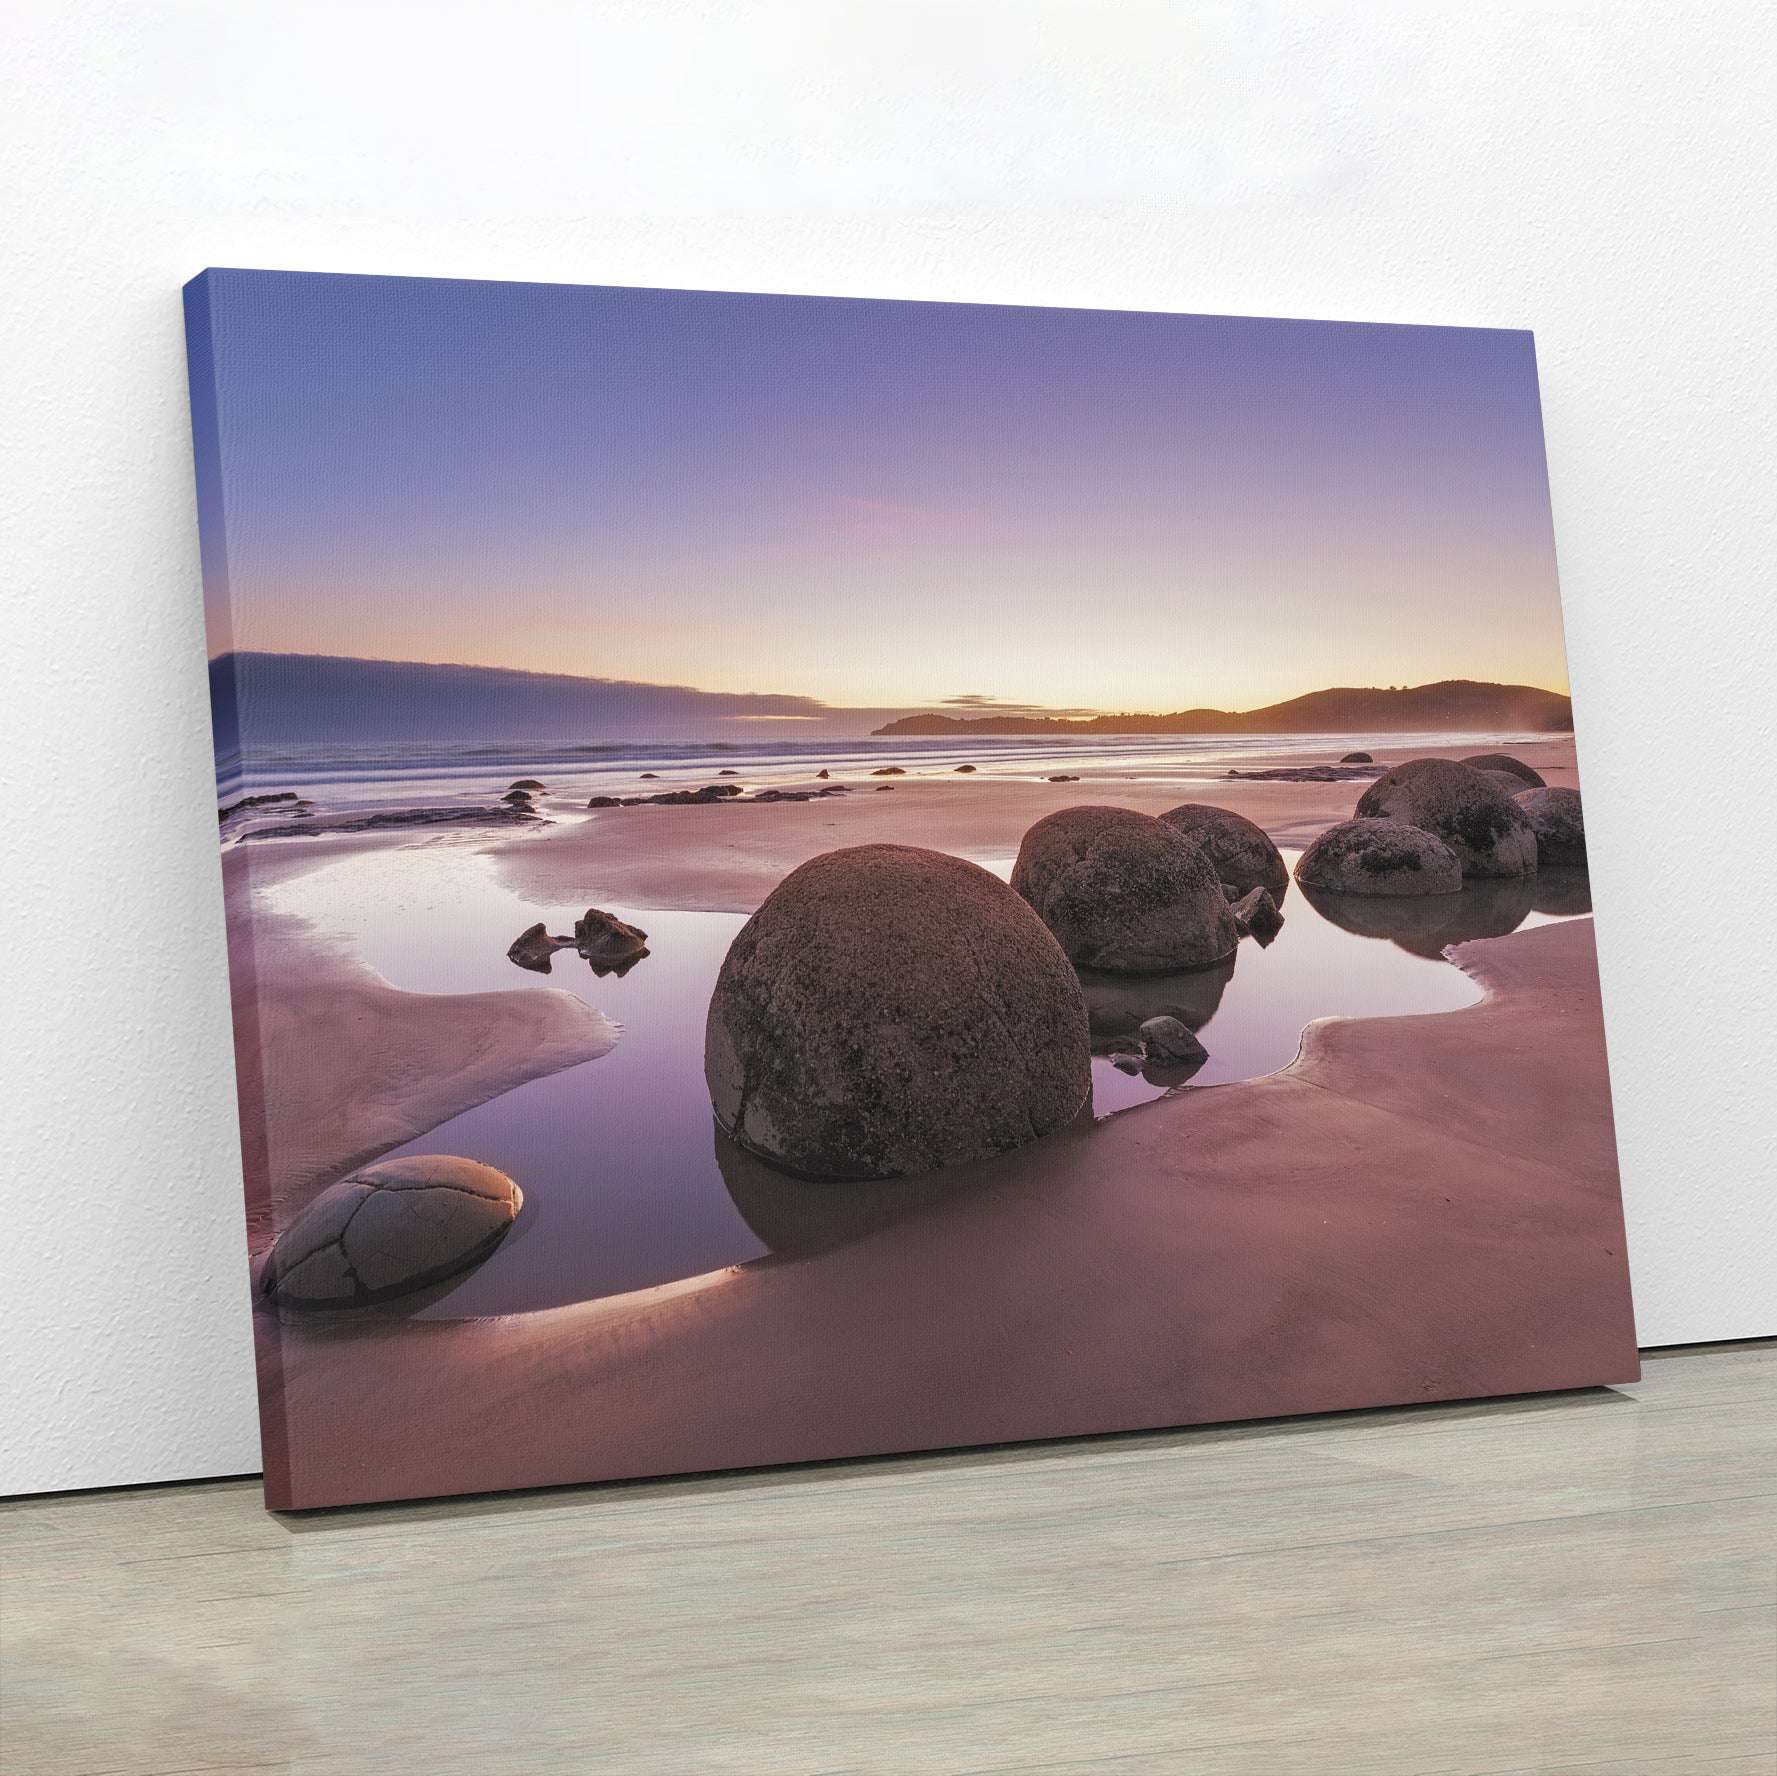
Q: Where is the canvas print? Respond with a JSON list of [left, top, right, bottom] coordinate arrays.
[[185, 269, 1637, 1510]]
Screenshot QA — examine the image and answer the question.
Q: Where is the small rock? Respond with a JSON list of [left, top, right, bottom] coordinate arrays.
[[587, 795, 622, 808], [262, 1156, 522, 1309], [508, 778, 546, 792], [1341, 751, 1373, 765], [1225, 764, 1382, 782], [871, 766, 906, 776], [875, 784, 897, 792], [218, 791, 300, 823], [501, 789, 534, 806], [954, 764, 976, 773], [1139, 1015, 1208, 1067], [640, 772, 660, 780], [633, 783, 743, 806], [507, 921, 572, 973], [574, 907, 650, 977], [717, 769, 739, 776], [1047, 774, 1080, 783], [243, 804, 540, 840], [1230, 885, 1284, 943], [816, 768, 831, 779]]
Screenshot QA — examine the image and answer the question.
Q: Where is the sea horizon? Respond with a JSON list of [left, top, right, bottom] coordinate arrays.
[[218, 727, 1568, 811]]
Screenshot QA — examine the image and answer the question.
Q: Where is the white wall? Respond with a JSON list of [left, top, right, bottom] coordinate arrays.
[[3, 1, 1772, 1496]]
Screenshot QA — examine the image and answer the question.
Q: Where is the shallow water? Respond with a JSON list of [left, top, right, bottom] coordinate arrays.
[[263, 837, 1589, 1320]]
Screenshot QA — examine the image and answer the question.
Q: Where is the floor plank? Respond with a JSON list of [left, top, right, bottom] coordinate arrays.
[[3, 1343, 1772, 1775]]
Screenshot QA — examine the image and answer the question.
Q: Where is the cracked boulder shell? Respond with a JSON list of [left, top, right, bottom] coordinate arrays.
[[1156, 803, 1289, 902], [1012, 805, 1239, 974], [704, 844, 1091, 1182], [261, 1156, 522, 1309], [1355, 758, 1539, 880]]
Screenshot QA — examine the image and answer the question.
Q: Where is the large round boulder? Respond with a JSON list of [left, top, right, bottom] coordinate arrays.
[[1012, 806, 1239, 974], [1461, 752, 1546, 788], [1514, 785, 1586, 865], [262, 1156, 521, 1310], [1156, 803, 1289, 901], [1295, 818, 1462, 897], [705, 845, 1090, 1181], [1355, 759, 1538, 879]]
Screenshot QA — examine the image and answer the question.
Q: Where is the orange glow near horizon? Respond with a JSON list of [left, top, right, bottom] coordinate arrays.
[[199, 277, 1574, 717]]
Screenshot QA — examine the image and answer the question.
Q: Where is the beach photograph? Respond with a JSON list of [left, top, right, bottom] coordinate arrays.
[[186, 270, 1637, 1510]]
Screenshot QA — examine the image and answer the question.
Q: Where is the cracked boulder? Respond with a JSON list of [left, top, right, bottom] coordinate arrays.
[[261, 1156, 521, 1310], [1158, 803, 1289, 901], [1230, 885, 1284, 943], [1355, 759, 1538, 879], [1514, 785, 1586, 865], [1012, 805, 1238, 974], [705, 844, 1090, 1180]]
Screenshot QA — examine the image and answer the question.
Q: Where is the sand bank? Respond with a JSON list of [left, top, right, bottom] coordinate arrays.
[[259, 914, 1634, 1510], [490, 739, 1579, 915]]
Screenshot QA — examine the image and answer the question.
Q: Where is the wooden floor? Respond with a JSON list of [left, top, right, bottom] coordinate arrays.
[[3, 1343, 1772, 1775]]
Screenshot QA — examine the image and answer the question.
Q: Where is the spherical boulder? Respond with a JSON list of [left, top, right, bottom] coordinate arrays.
[[1355, 759, 1538, 879], [1475, 769, 1536, 797], [1514, 785, 1586, 865], [1156, 803, 1289, 901], [705, 845, 1090, 1181], [262, 1156, 521, 1310], [1012, 806, 1239, 974], [1461, 752, 1545, 788], [1295, 817, 1463, 896]]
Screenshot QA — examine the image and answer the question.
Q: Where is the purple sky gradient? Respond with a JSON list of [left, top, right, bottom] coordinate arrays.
[[191, 270, 1569, 714]]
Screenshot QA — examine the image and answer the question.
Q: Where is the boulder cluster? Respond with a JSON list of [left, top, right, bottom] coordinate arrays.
[[1295, 754, 1583, 898], [704, 800, 1297, 1182]]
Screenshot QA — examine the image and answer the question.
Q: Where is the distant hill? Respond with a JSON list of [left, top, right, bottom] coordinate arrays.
[[209, 651, 857, 748], [875, 680, 1573, 737]]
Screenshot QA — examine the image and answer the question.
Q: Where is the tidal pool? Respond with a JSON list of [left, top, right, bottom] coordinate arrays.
[[264, 844, 1588, 1319]]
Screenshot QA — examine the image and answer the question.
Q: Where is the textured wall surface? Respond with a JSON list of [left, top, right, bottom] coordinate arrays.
[[2, 1, 1772, 1496]]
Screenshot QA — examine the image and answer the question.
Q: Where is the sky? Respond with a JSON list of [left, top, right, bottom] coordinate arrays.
[[191, 270, 1570, 718]]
